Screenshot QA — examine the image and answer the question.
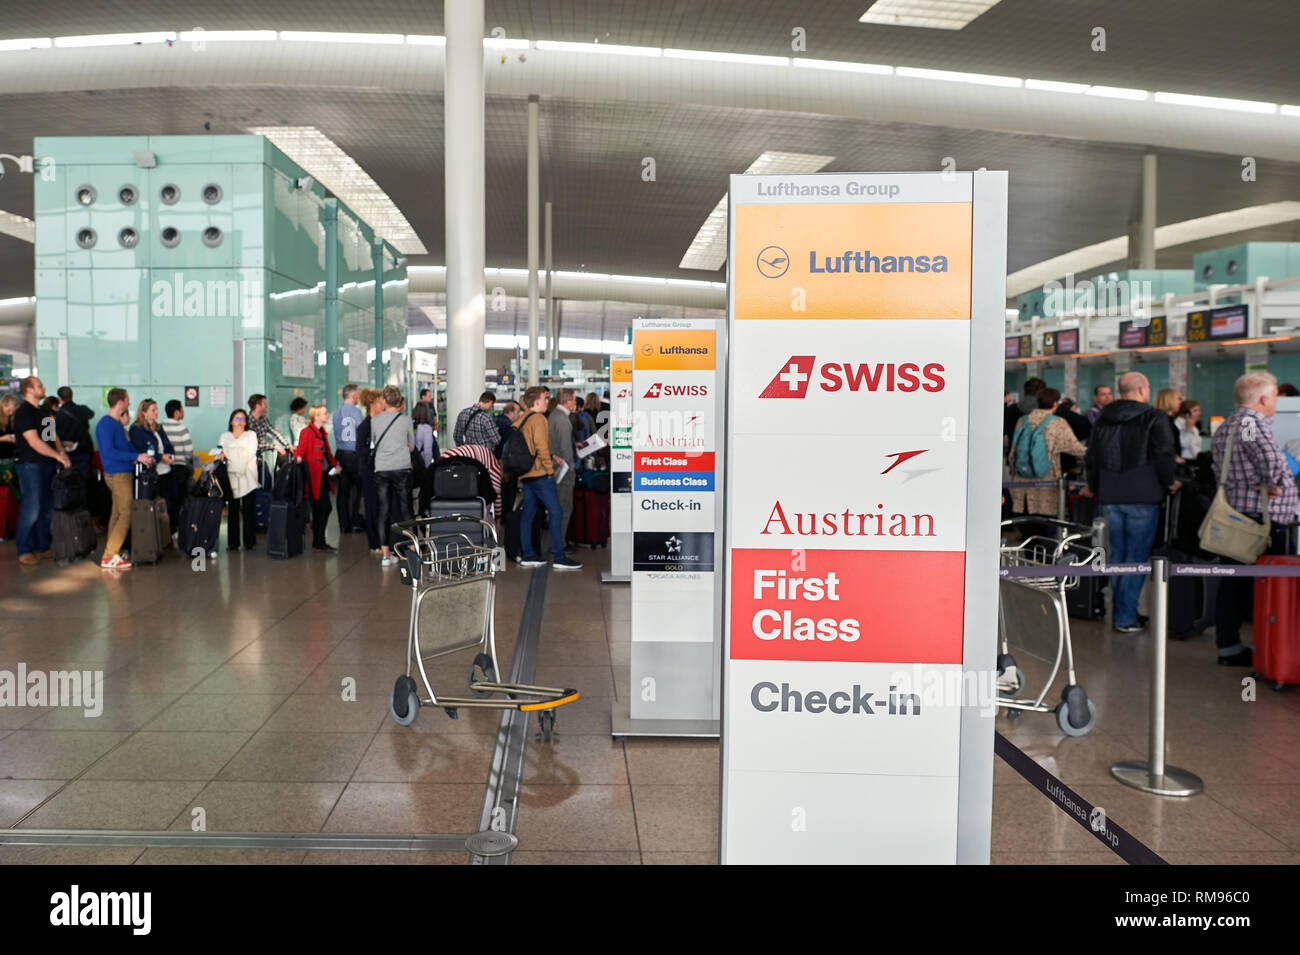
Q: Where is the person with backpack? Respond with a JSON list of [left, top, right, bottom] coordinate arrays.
[[1083, 372, 1180, 634], [502, 386, 581, 571], [1007, 387, 1087, 539]]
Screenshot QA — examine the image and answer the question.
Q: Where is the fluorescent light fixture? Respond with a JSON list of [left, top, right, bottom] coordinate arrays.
[[53, 32, 177, 48], [536, 40, 661, 57], [279, 31, 403, 45], [1153, 91, 1277, 114], [792, 58, 893, 75], [681, 151, 834, 271], [178, 30, 277, 43], [860, 0, 1005, 30], [246, 126, 427, 254], [0, 296, 35, 308], [1282, 105, 1300, 117], [1084, 85, 1149, 101], [1025, 78, 1090, 94], [0, 210, 35, 244], [664, 48, 790, 67], [896, 66, 1021, 87], [0, 38, 52, 51], [484, 37, 529, 49], [406, 35, 446, 46]]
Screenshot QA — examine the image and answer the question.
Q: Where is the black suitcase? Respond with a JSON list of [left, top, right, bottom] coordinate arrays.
[[179, 489, 224, 559], [503, 503, 546, 561], [52, 467, 87, 512], [266, 500, 308, 559], [426, 497, 489, 546], [433, 462, 480, 500], [51, 509, 96, 565], [1156, 546, 1219, 638]]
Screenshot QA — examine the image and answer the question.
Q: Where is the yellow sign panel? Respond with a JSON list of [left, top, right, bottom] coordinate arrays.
[[611, 359, 632, 382], [633, 329, 716, 370], [734, 203, 973, 321]]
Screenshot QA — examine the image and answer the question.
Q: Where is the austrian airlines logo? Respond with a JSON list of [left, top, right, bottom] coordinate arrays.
[[759, 356, 816, 398], [881, 450, 927, 475]]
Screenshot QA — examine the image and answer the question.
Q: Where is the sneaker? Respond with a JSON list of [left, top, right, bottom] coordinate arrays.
[[100, 553, 132, 570], [18, 553, 38, 566], [1218, 649, 1253, 667], [1113, 621, 1146, 634], [553, 556, 583, 571], [520, 556, 547, 568], [380, 555, 396, 567]]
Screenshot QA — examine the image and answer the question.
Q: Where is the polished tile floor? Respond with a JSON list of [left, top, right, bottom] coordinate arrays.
[[0, 527, 1296, 864]]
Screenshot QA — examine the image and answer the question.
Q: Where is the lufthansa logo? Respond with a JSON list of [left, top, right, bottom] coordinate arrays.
[[639, 342, 654, 356], [756, 245, 789, 279]]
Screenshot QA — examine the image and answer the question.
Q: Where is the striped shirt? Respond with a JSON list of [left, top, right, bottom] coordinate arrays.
[[1211, 407, 1299, 523], [160, 419, 193, 469]]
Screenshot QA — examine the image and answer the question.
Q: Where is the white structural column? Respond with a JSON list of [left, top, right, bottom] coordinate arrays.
[[527, 94, 541, 385], [1140, 153, 1157, 270], [445, 0, 487, 417], [544, 200, 554, 364]]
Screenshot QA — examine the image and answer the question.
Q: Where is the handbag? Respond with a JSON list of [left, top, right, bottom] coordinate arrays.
[[1198, 423, 1271, 563]]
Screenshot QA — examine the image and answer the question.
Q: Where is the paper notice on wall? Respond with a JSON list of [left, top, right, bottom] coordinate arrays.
[[209, 386, 227, 409], [281, 322, 316, 379], [348, 338, 368, 378], [1064, 357, 1078, 401], [1169, 349, 1189, 395]]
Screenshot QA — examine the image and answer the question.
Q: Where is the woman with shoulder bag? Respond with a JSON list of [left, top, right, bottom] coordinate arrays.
[[295, 404, 340, 553], [216, 409, 260, 551]]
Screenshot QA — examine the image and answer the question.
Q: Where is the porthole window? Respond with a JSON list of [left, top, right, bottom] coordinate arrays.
[[1226, 259, 1239, 276], [1201, 264, 1214, 280], [202, 226, 223, 248], [118, 227, 139, 248], [160, 226, 181, 248], [118, 185, 138, 206], [202, 183, 223, 205], [160, 183, 180, 205], [75, 185, 97, 206], [76, 228, 97, 249]]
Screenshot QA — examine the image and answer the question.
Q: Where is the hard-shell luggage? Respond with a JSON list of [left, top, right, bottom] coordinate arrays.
[[130, 499, 170, 564], [567, 486, 610, 547], [426, 498, 489, 546], [254, 489, 273, 530], [0, 485, 17, 538], [52, 467, 87, 512], [503, 506, 545, 562], [179, 483, 224, 559], [1253, 555, 1300, 688], [51, 509, 96, 564], [266, 500, 308, 559], [1158, 546, 1219, 639]]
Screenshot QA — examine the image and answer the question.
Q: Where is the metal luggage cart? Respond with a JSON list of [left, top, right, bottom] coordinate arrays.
[[996, 517, 1104, 736], [388, 515, 578, 740]]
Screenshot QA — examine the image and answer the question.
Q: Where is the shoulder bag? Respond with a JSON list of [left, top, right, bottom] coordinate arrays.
[[1198, 423, 1271, 563]]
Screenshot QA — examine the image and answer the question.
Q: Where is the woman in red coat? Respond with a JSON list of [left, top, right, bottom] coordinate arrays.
[[294, 404, 340, 553]]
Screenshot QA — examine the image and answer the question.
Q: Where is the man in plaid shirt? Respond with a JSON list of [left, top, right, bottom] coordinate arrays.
[[453, 391, 500, 450], [1210, 371, 1299, 666]]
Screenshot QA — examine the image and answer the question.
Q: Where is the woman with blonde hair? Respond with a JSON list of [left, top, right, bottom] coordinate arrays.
[[1154, 387, 1184, 462], [294, 402, 339, 553], [0, 393, 19, 460], [128, 398, 176, 513]]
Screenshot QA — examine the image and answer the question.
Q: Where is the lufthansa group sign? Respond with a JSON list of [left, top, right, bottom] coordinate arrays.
[[722, 172, 1007, 864]]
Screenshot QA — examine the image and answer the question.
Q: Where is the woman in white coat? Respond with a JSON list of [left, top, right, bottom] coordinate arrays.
[[216, 408, 260, 550]]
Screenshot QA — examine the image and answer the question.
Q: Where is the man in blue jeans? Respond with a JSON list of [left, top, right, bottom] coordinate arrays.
[[12, 377, 72, 565], [514, 386, 581, 571], [1082, 372, 1179, 632]]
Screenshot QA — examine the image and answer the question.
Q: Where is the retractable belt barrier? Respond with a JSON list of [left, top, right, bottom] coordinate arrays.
[[1002, 562, 1300, 578], [994, 733, 1167, 864]]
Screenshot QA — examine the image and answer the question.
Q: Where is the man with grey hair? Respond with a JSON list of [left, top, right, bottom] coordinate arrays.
[[1210, 371, 1298, 666], [548, 388, 578, 543], [1083, 371, 1179, 633]]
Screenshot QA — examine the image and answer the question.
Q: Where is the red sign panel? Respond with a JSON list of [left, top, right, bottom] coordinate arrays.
[[635, 451, 716, 472]]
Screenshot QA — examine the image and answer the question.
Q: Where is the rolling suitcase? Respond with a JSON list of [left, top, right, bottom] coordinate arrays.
[[179, 483, 224, 559], [0, 485, 17, 538], [503, 506, 546, 562], [1158, 546, 1219, 639], [266, 500, 308, 559], [51, 509, 97, 565], [567, 486, 610, 547], [426, 497, 489, 546], [1253, 555, 1300, 688], [130, 464, 170, 564]]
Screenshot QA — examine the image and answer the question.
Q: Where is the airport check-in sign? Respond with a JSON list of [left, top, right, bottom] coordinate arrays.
[[722, 172, 1005, 864]]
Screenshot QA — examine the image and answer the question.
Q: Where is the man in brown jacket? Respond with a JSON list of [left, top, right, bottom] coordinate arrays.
[[515, 386, 582, 570]]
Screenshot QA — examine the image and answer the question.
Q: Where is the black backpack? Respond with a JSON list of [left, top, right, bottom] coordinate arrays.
[[501, 413, 538, 478]]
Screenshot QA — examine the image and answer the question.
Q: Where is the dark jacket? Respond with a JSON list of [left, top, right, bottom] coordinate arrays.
[[56, 402, 95, 453], [1083, 400, 1176, 505], [128, 423, 174, 462], [356, 416, 373, 480]]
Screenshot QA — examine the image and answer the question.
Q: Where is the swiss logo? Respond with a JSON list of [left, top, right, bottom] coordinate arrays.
[[643, 382, 709, 399], [759, 356, 816, 399]]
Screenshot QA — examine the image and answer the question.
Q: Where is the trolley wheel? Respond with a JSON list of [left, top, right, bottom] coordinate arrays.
[[1055, 696, 1097, 737], [390, 675, 419, 726], [996, 653, 1024, 698], [469, 653, 496, 697], [537, 709, 556, 742]]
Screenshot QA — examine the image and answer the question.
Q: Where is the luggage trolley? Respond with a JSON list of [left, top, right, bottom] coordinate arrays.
[[388, 515, 579, 740], [996, 517, 1103, 736]]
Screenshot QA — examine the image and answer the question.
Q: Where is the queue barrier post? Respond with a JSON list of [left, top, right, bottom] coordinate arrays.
[[1110, 555, 1204, 796]]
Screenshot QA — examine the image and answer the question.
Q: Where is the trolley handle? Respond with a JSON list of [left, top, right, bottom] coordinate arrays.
[[1000, 516, 1095, 536], [394, 514, 500, 549]]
